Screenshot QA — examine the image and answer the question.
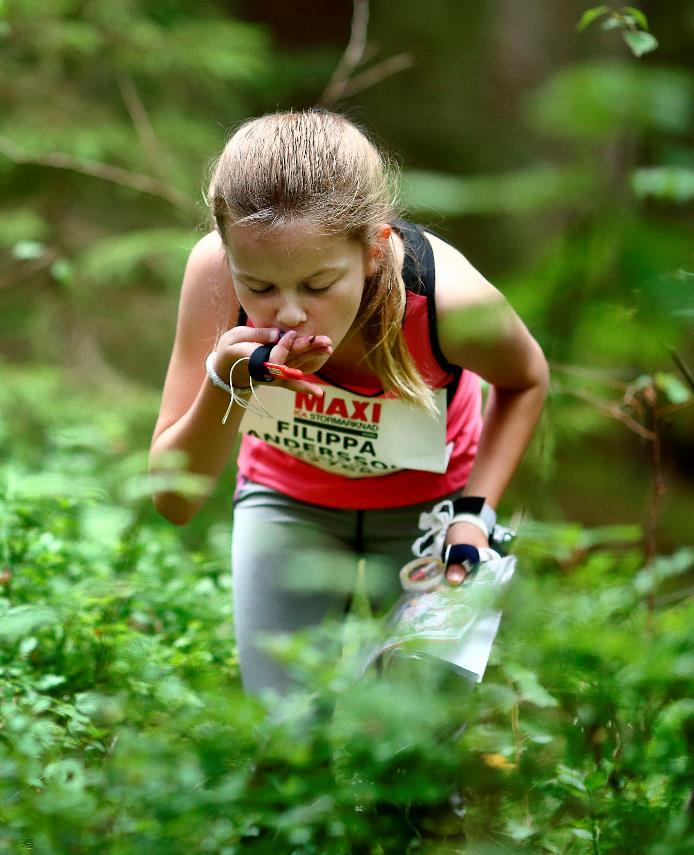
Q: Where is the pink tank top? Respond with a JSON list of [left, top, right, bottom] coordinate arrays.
[[236, 222, 483, 509]]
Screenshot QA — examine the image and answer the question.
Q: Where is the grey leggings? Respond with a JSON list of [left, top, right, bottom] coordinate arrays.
[[231, 480, 458, 696]]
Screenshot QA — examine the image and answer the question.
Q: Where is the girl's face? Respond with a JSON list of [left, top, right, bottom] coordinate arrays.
[[225, 220, 378, 365]]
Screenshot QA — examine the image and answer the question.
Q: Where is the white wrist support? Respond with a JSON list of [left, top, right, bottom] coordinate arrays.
[[205, 352, 233, 394], [449, 513, 490, 539]]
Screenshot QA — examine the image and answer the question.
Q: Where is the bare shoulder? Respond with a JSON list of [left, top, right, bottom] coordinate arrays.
[[151, 231, 238, 443], [423, 230, 505, 312], [180, 230, 238, 326], [422, 230, 546, 387]]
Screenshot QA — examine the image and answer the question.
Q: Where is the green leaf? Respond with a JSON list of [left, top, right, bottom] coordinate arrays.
[[0, 209, 49, 247], [0, 605, 59, 643], [402, 165, 595, 217], [634, 548, 694, 594], [8, 471, 106, 502], [505, 663, 559, 708], [12, 240, 46, 260], [35, 674, 66, 691], [558, 766, 588, 794], [506, 819, 538, 841], [528, 63, 693, 141], [654, 372, 691, 405], [601, 16, 622, 31], [585, 767, 610, 789], [572, 827, 594, 840], [50, 259, 73, 284], [623, 30, 658, 57], [623, 6, 649, 29], [71, 228, 196, 295], [631, 167, 694, 204], [577, 6, 610, 32]]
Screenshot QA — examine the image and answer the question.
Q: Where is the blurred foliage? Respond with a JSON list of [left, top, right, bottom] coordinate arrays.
[[577, 5, 659, 57], [1, 0, 693, 848], [1, 366, 693, 852]]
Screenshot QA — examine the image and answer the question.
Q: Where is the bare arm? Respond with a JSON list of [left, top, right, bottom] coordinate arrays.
[[149, 231, 248, 524], [427, 232, 549, 574], [149, 233, 328, 525]]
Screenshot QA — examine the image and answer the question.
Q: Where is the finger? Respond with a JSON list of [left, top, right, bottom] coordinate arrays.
[[269, 330, 297, 364], [232, 326, 281, 345], [290, 335, 333, 355], [284, 378, 325, 398], [446, 564, 467, 586]]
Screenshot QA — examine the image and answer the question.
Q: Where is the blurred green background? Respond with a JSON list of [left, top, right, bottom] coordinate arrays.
[[1, 4, 693, 851], [1, 0, 692, 546]]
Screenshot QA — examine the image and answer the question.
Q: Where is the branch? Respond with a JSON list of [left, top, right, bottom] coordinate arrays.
[[339, 53, 414, 100], [117, 75, 168, 182], [320, 0, 413, 104], [549, 360, 630, 393], [657, 399, 694, 418], [0, 135, 195, 214], [555, 384, 656, 441], [668, 347, 694, 394], [321, 0, 370, 104]]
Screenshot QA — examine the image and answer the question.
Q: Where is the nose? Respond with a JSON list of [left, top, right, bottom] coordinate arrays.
[[275, 295, 307, 330]]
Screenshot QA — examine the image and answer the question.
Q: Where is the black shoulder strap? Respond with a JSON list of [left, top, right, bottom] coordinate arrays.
[[393, 219, 461, 379]]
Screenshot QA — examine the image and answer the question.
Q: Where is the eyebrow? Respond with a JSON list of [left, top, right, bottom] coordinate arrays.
[[236, 265, 345, 284]]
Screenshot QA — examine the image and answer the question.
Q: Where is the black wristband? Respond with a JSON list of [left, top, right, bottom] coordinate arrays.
[[248, 344, 274, 382], [452, 496, 496, 533]]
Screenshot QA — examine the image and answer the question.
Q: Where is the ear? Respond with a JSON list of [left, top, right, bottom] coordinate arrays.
[[364, 225, 393, 276]]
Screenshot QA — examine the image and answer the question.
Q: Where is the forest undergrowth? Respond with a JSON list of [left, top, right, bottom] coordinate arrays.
[[0, 365, 692, 854]]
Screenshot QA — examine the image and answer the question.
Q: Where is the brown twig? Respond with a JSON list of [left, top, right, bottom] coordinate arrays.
[[117, 75, 168, 182], [658, 399, 694, 418], [0, 135, 195, 214], [320, 0, 413, 104], [549, 360, 630, 393], [321, 0, 370, 104], [338, 53, 414, 100], [554, 383, 656, 441]]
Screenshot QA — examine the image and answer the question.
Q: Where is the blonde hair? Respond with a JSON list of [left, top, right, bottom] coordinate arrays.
[[207, 109, 436, 413]]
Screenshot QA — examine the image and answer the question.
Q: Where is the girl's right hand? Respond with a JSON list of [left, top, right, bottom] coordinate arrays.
[[211, 328, 332, 397]]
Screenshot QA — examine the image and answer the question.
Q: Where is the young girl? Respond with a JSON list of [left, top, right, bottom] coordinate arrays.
[[149, 109, 549, 696]]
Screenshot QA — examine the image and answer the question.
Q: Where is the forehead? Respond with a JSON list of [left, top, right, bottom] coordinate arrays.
[[224, 221, 360, 278]]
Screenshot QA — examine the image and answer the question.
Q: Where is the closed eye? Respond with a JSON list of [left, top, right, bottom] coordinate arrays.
[[244, 282, 274, 294], [304, 279, 336, 293]]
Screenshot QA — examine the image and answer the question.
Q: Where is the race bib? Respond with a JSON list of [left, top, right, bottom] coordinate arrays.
[[240, 385, 450, 478]]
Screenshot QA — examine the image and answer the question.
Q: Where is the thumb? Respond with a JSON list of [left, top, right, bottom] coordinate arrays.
[[446, 564, 467, 586]]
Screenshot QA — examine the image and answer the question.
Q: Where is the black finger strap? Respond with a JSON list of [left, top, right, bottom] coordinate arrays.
[[443, 543, 480, 569], [248, 344, 274, 382]]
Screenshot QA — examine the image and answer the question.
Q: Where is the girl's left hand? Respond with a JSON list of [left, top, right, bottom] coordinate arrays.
[[266, 330, 333, 397], [445, 520, 489, 586]]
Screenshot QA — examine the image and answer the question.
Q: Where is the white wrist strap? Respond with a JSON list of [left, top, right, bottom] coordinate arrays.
[[449, 513, 489, 539], [205, 352, 234, 394], [205, 352, 271, 425]]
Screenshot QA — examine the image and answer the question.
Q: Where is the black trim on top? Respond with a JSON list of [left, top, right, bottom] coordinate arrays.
[[314, 369, 383, 397], [392, 219, 462, 382]]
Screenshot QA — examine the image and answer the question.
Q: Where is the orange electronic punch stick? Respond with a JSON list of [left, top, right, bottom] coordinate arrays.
[[263, 362, 305, 381]]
